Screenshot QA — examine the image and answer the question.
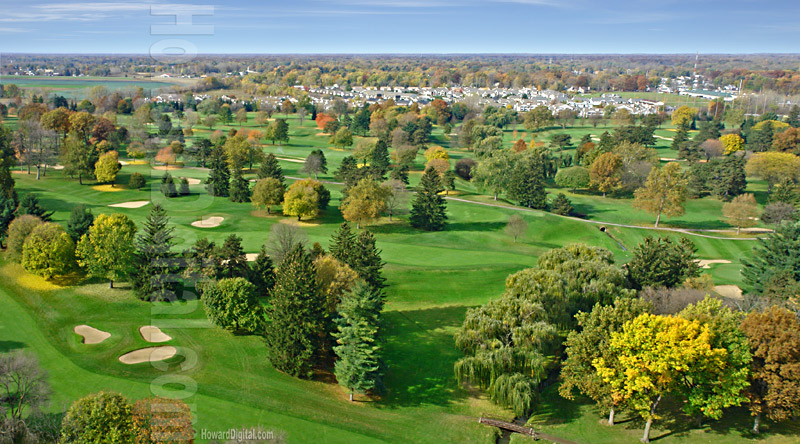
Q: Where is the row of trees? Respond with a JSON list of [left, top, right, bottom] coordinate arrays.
[[456, 225, 800, 442]]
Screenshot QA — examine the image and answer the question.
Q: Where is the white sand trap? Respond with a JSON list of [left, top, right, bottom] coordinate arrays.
[[246, 253, 259, 262], [275, 157, 305, 163], [119, 346, 177, 364], [109, 201, 150, 209], [52, 164, 65, 170], [696, 259, 732, 269], [660, 157, 683, 162], [191, 216, 224, 228], [654, 135, 674, 141], [119, 160, 130, 165], [139, 326, 172, 343], [714, 285, 743, 300], [181, 177, 201, 185], [74, 325, 111, 344]]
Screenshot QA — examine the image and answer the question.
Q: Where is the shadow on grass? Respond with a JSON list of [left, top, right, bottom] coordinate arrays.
[[0, 340, 27, 352], [446, 221, 506, 232], [380, 305, 471, 409]]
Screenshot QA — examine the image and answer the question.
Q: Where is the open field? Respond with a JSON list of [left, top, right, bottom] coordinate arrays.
[[2, 109, 788, 444], [0, 75, 188, 98]]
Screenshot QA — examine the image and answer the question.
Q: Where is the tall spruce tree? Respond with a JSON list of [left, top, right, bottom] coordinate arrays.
[[131, 204, 180, 302], [351, 231, 386, 292], [66, 204, 94, 242], [206, 146, 230, 197], [249, 245, 275, 298], [16, 193, 54, 221], [329, 222, 358, 267], [333, 281, 384, 401], [409, 167, 447, 231], [265, 244, 327, 377], [742, 221, 800, 294], [218, 234, 249, 279], [258, 153, 284, 184], [369, 139, 391, 177], [507, 153, 547, 209], [229, 170, 251, 203]]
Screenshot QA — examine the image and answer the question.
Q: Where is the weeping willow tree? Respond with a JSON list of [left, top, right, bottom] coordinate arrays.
[[454, 243, 635, 415], [454, 294, 556, 416]]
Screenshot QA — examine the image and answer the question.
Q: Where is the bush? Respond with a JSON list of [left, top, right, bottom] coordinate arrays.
[[454, 158, 477, 180], [22, 222, 76, 279], [128, 172, 146, 189], [160, 172, 177, 198], [61, 392, 133, 444], [554, 166, 590, 191], [6, 215, 43, 262], [202, 277, 265, 334]]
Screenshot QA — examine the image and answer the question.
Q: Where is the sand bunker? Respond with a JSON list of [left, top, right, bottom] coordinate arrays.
[[275, 157, 305, 163], [119, 346, 177, 364], [109, 201, 150, 209], [191, 216, 224, 228], [74, 325, 111, 344], [52, 164, 65, 170], [246, 253, 259, 262], [139, 326, 172, 343], [714, 285, 743, 300], [181, 177, 201, 185], [696, 259, 732, 269], [153, 165, 183, 170], [654, 135, 674, 141]]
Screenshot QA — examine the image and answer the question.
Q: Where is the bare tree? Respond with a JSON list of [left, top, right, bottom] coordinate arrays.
[[0, 352, 51, 443], [266, 223, 308, 264], [504, 214, 528, 243], [297, 108, 307, 126], [384, 179, 410, 221], [300, 154, 323, 179]]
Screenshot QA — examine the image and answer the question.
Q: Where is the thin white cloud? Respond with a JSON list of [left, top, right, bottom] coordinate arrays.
[[32, 2, 154, 12], [0, 27, 31, 33]]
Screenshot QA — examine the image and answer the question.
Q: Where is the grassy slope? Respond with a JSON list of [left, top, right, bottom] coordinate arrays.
[[1, 112, 786, 443]]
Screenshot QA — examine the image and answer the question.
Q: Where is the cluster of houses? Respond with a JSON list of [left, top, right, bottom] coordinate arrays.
[[658, 74, 738, 101]]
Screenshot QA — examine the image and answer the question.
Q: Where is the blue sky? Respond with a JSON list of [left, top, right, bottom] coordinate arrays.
[[0, 0, 799, 54]]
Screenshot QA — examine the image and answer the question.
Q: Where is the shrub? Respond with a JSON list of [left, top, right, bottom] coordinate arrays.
[[128, 172, 146, 189], [454, 158, 477, 180], [22, 222, 76, 279], [6, 215, 43, 262]]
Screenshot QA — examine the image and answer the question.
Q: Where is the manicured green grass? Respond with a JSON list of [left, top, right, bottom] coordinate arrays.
[[2, 111, 779, 444]]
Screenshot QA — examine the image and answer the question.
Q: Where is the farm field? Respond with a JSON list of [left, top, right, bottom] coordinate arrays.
[[0, 75, 186, 98], [1, 107, 787, 444]]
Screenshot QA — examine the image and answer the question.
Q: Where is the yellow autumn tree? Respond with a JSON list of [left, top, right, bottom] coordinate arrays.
[[720, 133, 745, 155], [633, 162, 688, 227]]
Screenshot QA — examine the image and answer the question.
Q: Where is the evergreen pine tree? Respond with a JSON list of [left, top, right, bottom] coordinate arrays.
[[249, 245, 275, 298], [711, 156, 747, 201], [550, 193, 574, 216], [351, 231, 386, 292], [329, 222, 357, 267], [389, 163, 410, 185], [771, 179, 798, 205], [258, 153, 284, 184], [229, 170, 251, 203], [743, 222, 800, 294], [219, 234, 250, 279], [160, 172, 177, 198], [131, 204, 180, 302], [206, 146, 230, 197], [507, 154, 547, 209], [16, 193, 54, 221], [409, 167, 447, 231], [333, 281, 383, 401], [0, 194, 15, 248], [749, 124, 773, 152], [265, 244, 327, 377], [672, 127, 690, 159], [66, 204, 94, 242], [369, 139, 391, 177], [786, 105, 800, 128]]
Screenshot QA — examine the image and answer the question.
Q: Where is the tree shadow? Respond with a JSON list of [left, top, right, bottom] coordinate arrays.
[[379, 305, 471, 409], [0, 340, 26, 352], [446, 221, 506, 232]]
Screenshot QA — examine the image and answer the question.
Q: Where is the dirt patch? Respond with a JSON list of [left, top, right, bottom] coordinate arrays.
[[119, 346, 177, 364], [714, 285, 743, 300], [139, 326, 172, 343], [109, 201, 150, 209], [92, 184, 125, 192], [191, 216, 224, 228], [74, 325, 111, 344], [250, 209, 280, 218], [278, 218, 319, 227], [696, 259, 732, 269]]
